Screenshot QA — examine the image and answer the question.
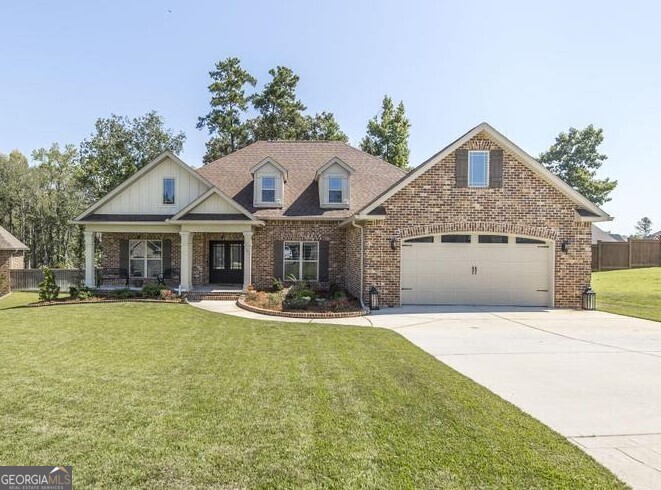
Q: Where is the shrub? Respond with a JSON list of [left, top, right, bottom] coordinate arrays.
[[109, 288, 139, 299], [283, 282, 316, 310], [69, 286, 95, 300], [38, 267, 60, 301], [272, 277, 284, 292], [142, 283, 167, 299]]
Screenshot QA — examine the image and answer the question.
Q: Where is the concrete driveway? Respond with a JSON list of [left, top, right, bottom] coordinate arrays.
[[370, 306, 661, 489], [193, 300, 661, 488]]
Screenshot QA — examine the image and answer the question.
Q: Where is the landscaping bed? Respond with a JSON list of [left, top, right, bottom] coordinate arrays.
[[242, 281, 367, 317]]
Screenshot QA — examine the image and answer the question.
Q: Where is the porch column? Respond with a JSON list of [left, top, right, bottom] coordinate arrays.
[[84, 231, 96, 288], [180, 231, 193, 291], [243, 231, 253, 291]]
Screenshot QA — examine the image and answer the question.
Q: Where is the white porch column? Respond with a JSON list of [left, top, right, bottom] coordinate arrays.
[[84, 231, 96, 287], [243, 231, 253, 291], [180, 231, 193, 291]]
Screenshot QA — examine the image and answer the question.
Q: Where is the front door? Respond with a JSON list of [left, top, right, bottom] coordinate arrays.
[[209, 241, 244, 284]]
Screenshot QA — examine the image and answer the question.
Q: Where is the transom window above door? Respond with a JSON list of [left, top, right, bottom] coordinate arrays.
[[468, 151, 489, 187]]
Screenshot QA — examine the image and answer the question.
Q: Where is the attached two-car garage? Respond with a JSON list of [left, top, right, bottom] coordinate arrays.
[[400, 233, 553, 306]]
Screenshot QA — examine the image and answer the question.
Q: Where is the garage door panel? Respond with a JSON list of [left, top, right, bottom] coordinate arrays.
[[401, 235, 551, 306]]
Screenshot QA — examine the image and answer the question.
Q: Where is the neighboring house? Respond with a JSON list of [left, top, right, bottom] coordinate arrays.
[[0, 226, 29, 296], [73, 123, 611, 308], [591, 225, 626, 244], [651, 230, 661, 240]]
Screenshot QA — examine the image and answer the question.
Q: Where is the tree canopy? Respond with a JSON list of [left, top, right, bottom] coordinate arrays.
[[538, 125, 617, 206], [197, 57, 257, 163], [635, 217, 653, 238], [360, 95, 411, 168], [77, 111, 185, 203]]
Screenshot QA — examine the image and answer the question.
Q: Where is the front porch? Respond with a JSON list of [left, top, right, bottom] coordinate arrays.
[[83, 224, 256, 292]]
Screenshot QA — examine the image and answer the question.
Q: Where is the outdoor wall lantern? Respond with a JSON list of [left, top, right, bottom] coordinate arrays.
[[561, 240, 570, 253], [582, 286, 596, 310], [369, 286, 380, 310], [389, 236, 397, 250]]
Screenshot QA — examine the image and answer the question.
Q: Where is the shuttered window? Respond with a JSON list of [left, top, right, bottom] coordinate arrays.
[[284, 241, 319, 281], [129, 240, 162, 278], [468, 151, 489, 187]]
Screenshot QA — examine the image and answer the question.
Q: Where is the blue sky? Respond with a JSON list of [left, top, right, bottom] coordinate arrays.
[[1, 0, 659, 234]]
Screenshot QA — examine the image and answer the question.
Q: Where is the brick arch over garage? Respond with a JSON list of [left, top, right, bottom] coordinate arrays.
[[397, 222, 559, 241]]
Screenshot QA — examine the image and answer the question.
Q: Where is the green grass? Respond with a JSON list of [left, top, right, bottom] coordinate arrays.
[[593, 267, 661, 322], [0, 293, 624, 488]]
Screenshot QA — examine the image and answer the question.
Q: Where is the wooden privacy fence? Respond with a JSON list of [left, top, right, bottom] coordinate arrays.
[[592, 239, 661, 271], [10, 269, 82, 291]]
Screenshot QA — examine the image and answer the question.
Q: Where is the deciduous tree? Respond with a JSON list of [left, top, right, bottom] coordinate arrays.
[[538, 125, 617, 206]]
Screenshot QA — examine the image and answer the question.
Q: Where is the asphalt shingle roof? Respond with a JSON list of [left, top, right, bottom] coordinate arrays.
[[197, 141, 407, 219], [0, 226, 28, 251]]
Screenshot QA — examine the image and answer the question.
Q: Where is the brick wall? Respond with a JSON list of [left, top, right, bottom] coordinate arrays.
[[362, 131, 592, 308], [252, 220, 346, 290], [100, 233, 181, 286], [344, 223, 363, 301], [9, 252, 24, 269], [0, 251, 11, 296]]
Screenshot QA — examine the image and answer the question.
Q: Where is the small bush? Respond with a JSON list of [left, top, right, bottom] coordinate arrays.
[[142, 283, 167, 299], [272, 277, 284, 292], [38, 267, 60, 301], [69, 286, 96, 300], [109, 288, 139, 299], [283, 282, 316, 310]]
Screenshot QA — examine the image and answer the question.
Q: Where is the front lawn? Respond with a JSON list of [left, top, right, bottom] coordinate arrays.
[[593, 267, 661, 322], [0, 293, 623, 488]]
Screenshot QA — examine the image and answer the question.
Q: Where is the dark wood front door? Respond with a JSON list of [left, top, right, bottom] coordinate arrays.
[[209, 241, 244, 284]]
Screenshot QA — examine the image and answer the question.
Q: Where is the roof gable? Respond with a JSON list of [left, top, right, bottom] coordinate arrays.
[[315, 157, 355, 181], [169, 188, 256, 222], [357, 123, 611, 222], [250, 157, 288, 181], [74, 152, 213, 222]]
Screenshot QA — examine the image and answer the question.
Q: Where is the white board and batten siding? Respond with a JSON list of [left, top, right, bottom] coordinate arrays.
[[97, 157, 210, 215], [188, 192, 243, 215], [400, 233, 553, 307]]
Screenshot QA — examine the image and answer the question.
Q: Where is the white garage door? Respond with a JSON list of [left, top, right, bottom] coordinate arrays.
[[401, 233, 552, 306]]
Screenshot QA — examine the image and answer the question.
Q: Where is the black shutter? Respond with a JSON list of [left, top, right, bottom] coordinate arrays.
[[162, 239, 172, 278], [273, 240, 284, 280], [489, 149, 503, 188], [318, 241, 329, 282], [119, 239, 129, 276], [455, 150, 468, 187]]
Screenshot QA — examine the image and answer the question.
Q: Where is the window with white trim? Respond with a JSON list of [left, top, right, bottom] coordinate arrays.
[[129, 240, 162, 278], [261, 176, 276, 203], [328, 177, 344, 204], [163, 178, 175, 204], [283, 241, 319, 281], [468, 151, 489, 187]]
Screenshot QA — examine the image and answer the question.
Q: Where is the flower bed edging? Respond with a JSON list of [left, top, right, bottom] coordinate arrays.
[[237, 297, 370, 319], [26, 298, 185, 307]]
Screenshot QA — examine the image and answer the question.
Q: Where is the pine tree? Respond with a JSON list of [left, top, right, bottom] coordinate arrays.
[[360, 96, 410, 168]]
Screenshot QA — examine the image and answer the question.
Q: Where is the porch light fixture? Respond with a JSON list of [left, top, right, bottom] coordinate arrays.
[[369, 286, 380, 310], [389, 236, 397, 250], [561, 240, 570, 253], [582, 286, 596, 310]]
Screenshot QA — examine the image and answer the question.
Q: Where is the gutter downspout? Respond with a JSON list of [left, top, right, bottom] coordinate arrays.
[[351, 220, 367, 310]]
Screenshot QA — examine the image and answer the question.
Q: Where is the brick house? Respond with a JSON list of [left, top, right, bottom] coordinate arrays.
[[74, 123, 611, 308], [0, 226, 28, 296]]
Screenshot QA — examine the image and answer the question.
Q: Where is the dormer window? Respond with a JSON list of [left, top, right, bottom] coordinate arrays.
[[261, 176, 276, 203], [315, 157, 354, 209], [163, 178, 175, 205], [251, 157, 287, 208], [328, 177, 344, 203]]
